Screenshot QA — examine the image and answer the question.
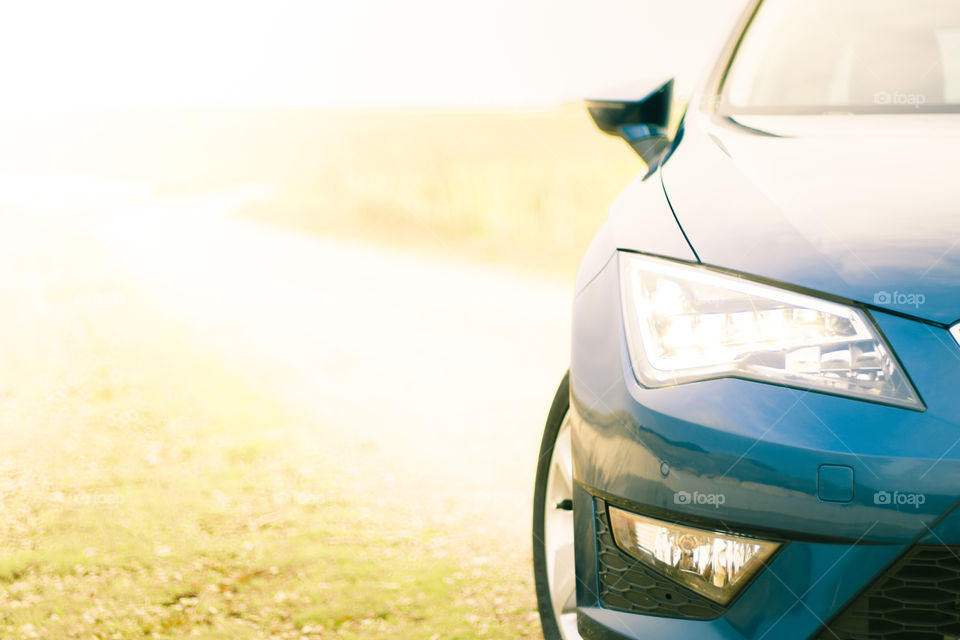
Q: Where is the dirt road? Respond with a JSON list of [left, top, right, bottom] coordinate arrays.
[[86, 185, 572, 562]]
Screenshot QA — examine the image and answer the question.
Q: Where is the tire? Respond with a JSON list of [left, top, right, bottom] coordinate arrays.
[[533, 372, 582, 640]]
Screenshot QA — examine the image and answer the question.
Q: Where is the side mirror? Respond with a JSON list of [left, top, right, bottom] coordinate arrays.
[[585, 78, 674, 172]]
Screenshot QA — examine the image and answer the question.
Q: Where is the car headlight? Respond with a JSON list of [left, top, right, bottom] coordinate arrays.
[[619, 252, 922, 409], [609, 505, 779, 604]]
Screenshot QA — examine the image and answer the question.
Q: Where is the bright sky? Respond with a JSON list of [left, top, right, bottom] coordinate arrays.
[[0, 0, 745, 111]]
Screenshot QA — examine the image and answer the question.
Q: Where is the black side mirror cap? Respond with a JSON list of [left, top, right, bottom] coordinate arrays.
[[585, 78, 674, 171]]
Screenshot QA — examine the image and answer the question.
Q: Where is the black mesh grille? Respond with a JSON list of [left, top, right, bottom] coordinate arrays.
[[594, 499, 725, 620], [816, 545, 960, 639]]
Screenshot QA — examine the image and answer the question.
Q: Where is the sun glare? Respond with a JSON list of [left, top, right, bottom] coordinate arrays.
[[0, 0, 742, 111]]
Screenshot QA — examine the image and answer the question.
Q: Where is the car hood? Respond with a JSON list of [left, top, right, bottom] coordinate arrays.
[[661, 113, 960, 325]]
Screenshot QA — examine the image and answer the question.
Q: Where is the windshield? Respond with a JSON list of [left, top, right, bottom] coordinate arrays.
[[720, 0, 960, 114]]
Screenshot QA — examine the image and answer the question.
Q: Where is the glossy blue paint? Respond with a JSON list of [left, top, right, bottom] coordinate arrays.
[[817, 465, 854, 503], [577, 542, 903, 640], [572, 481, 601, 610], [574, 172, 696, 295], [659, 111, 960, 325], [574, 472, 904, 640], [571, 257, 960, 546], [562, 1, 960, 638], [569, 255, 960, 637]]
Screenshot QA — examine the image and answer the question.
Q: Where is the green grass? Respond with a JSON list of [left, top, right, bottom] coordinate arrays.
[[0, 227, 540, 639], [0, 106, 636, 637]]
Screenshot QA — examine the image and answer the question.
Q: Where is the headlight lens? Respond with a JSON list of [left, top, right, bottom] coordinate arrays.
[[619, 252, 922, 409], [609, 505, 779, 604]]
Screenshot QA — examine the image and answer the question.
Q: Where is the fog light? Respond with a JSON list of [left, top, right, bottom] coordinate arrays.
[[608, 506, 780, 604]]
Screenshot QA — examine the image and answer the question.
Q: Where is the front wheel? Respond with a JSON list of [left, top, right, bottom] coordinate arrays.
[[533, 372, 582, 640]]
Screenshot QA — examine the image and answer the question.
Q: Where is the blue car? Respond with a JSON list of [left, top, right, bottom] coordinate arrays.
[[532, 1, 960, 639]]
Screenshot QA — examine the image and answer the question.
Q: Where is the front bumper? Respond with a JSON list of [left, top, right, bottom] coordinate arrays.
[[570, 255, 960, 639]]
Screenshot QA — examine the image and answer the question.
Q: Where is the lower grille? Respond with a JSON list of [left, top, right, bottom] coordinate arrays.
[[594, 499, 725, 620], [816, 545, 960, 640]]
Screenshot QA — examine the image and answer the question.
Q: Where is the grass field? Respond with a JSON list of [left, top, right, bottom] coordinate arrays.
[[0, 107, 641, 276], [0, 220, 542, 639], [0, 108, 639, 638]]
